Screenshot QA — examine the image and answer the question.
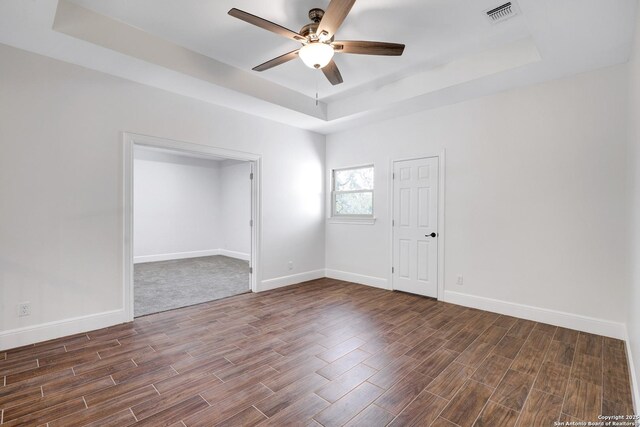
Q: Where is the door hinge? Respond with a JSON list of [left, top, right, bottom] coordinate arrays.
[[249, 219, 253, 227], [392, 219, 395, 226], [392, 267, 394, 274], [250, 172, 253, 180], [392, 173, 395, 179], [249, 267, 253, 274]]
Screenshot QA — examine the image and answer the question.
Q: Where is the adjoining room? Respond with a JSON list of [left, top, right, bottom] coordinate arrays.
[[133, 145, 252, 316]]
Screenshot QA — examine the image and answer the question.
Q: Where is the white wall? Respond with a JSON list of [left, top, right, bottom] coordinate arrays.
[[0, 43, 325, 346], [627, 2, 640, 407], [220, 160, 251, 258], [134, 149, 222, 261], [326, 64, 630, 332]]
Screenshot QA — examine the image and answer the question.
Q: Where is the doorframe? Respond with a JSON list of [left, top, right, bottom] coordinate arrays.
[[122, 132, 261, 322], [388, 151, 446, 300]]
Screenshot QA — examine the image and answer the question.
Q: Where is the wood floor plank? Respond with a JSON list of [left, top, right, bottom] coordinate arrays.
[[473, 400, 518, 427], [0, 397, 86, 427], [493, 315, 519, 329], [4, 352, 100, 385], [374, 371, 434, 415], [261, 356, 326, 392], [414, 347, 459, 379], [48, 385, 160, 427], [575, 333, 603, 358], [492, 336, 526, 360], [572, 353, 603, 385], [510, 331, 552, 376], [471, 353, 513, 388], [315, 363, 377, 403], [490, 369, 535, 411], [0, 385, 42, 410], [477, 326, 509, 345], [426, 362, 475, 400], [200, 366, 277, 404], [388, 390, 448, 427], [553, 327, 579, 344], [317, 337, 366, 363], [362, 342, 411, 371], [82, 408, 137, 427], [344, 404, 395, 427], [602, 398, 635, 418], [135, 395, 210, 427], [439, 380, 494, 427], [215, 406, 267, 427], [3, 376, 114, 422], [515, 389, 563, 427], [562, 378, 602, 421], [313, 381, 384, 427], [455, 340, 494, 368], [259, 393, 329, 426], [533, 361, 571, 397], [84, 366, 176, 407], [445, 330, 480, 353], [131, 373, 222, 420], [254, 373, 329, 417], [533, 322, 557, 336], [367, 355, 421, 390], [184, 382, 273, 426], [506, 319, 536, 339], [316, 349, 370, 380], [545, 340, 575, 366]]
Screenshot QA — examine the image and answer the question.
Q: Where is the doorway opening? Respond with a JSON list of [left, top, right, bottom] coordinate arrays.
[[123, 133, 261, 320]]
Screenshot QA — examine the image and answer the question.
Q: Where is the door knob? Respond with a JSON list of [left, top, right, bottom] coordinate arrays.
[[426, 232, 437, 238]]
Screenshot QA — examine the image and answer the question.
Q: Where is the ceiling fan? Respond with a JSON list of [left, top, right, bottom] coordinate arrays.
[[228, 0, 405, 85]]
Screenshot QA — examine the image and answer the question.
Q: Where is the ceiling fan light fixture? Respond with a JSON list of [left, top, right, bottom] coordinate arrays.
[[299, 42, 334, 69]]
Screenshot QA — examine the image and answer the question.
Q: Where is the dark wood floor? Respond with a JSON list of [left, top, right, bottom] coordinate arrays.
[[0, 279, 635, 426]]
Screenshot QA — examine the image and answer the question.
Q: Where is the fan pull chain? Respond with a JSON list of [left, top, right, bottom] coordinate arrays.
[[315, 71, 319, 107]]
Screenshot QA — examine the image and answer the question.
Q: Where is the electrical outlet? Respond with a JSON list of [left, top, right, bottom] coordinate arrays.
[[456, 275, 464, 286], [19, 302, 31, 317], [288, 261, 294, 271]]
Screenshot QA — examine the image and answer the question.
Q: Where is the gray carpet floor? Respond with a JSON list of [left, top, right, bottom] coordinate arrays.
[[134, 255, 250, 317]]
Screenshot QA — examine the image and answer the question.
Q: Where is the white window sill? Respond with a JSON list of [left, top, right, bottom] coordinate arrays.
[[327, 217, 377, 225]]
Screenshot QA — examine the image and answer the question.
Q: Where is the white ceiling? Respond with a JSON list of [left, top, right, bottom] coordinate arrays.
[[68, 0, 531, 100], [0, 0, 637, 133]]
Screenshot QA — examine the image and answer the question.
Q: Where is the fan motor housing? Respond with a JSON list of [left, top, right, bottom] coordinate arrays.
[[300, 9, 334, 42], [300, 22, 319, 38], [308, 8, 324, 22]]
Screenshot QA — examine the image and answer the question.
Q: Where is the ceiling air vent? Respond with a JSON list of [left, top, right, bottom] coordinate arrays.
[[485, 2, 518, 24]]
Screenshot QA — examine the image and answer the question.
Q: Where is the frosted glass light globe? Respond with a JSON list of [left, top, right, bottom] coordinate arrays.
[[299, 42, 334, 69]]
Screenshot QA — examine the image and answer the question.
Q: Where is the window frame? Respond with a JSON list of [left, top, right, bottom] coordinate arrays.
[[331, 165, 375, 218]]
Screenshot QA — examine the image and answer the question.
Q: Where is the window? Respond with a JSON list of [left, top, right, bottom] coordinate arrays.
[[332, 165, 374, 217]]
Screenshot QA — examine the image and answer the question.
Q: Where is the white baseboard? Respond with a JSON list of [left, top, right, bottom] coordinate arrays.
[[219, 249, 250, 261], [625, 329, 640, 414], [259, 269, 326, 292], [134, 249, 220, 264], [0, 309, 126, 351], [134, 249, 250, 264], [325, 269, 390, 290], [444, 290, 626, 339]]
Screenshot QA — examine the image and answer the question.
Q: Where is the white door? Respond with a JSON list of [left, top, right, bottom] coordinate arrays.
[[392, 157, 439, 297]]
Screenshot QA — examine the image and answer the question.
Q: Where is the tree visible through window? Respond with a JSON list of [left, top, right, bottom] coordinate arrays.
[[332, 166, 374, 216]]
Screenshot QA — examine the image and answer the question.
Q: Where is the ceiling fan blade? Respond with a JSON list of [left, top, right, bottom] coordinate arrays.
[[322, 60, 343, 85], [228, 8, 306, 42], [253, 50, 300, 72], [316, 0, 356, 40], [333, 41, 405, 56]]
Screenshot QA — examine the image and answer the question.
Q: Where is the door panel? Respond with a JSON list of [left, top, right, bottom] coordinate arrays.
[[393, 157, 439, 298]]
